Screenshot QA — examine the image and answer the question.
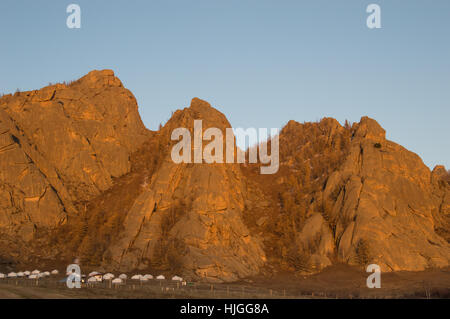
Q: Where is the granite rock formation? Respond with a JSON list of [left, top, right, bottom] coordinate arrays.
[[0, 70, 448, 280]]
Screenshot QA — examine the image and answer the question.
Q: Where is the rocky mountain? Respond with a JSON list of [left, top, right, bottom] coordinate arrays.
[[0, 70, 448, 281], [241, 117, 450, 273], [0, 70, 149, 262]]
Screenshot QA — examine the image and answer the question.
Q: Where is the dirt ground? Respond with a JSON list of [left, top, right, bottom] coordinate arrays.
[[245, 264, 450, 298], [0, 264, 448, 299]]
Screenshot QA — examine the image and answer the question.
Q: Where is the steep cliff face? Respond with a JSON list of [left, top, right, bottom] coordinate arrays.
[[106, 98, 266, 282], [0, 70, 149, 262], [0, 70, 448, 280], [0, 108, 67, 244], [322, 117, 450, 271], [243, 116, 450, 273]]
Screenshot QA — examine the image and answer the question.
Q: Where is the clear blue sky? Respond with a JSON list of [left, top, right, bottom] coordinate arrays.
[[0, 1, 449, 169]]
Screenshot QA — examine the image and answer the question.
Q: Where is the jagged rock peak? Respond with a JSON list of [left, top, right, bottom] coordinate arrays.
[[161, 98, 231, 137], [354, 116, 386, 140], [0, 69, 149, 254], [74, 69, 123, 89], [189, 97, 212, 111], [433, 165, 448, 176]]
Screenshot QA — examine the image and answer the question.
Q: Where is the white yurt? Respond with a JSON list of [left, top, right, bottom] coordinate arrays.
[[143, 274, 153, 280], [118, 274, 127, 280], [24, 271, 31, 276], [131, 274, 141, 280], [87, 277, 97, 283], [0, 273, 5, 279], [17, 272, 25, 277], [7, 272, 17, 278], [156, 275, 165, 280], [43, 271, 50, 276], [51, 270, 59, 275], [38, 273, 46, 278], [172, 275, 183, 281], [31, 270, 40, 275], [103, 274, 114, 280], [88, 271, 100, 277], [112, 278, 123, 284], [28, 274, 38, 279]]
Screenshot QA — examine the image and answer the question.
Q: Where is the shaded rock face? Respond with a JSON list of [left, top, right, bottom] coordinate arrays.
[[240, 118, 353, 273], [0, 70, 448, 280]]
